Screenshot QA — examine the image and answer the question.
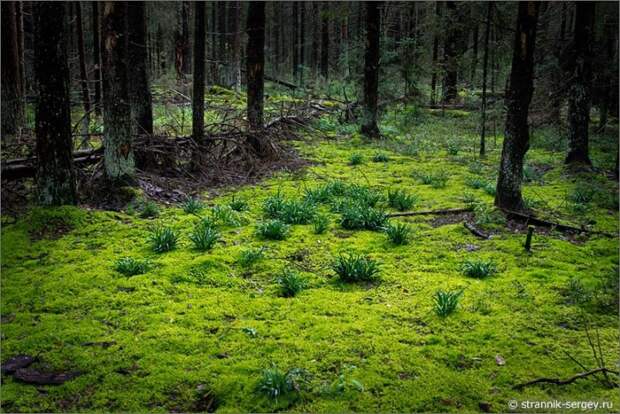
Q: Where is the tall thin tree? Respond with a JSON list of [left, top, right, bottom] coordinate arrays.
[[495, 2, 540, 211], [192, 1, 206, 147], [231, 1, 241, 89], [361, 1, 380, 139], [479, 2, 492, 157], [128, 2, 154, 137], [76, 2, 91, 147], [92, 2, 102, 115], [1, 1, 23, 136], [33, 1, 76, 205], [429, 2, 440, 106], [320, 2, 329, 79], [246, 1, 265, 134], [442, 1, 458, 104]]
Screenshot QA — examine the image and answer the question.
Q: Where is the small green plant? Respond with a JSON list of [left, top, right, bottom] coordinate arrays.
[[304, 186, 333, 204], [149, 226, 179, 253], [465, 176, 486, 190], [346, 184, 383, 207], [473, 203, 505, 226], [276, 268, 308, 297], [256, 220, 290, 240], [523, 163, 544, 183], [263, 195, 316, 224], [228, 196, 249, 212], [561, 277, 590, 305], [446, 139, 460, 155], [434, 289, 463, 317], [139, 201, 160, 218], [567, 183, 595, 204], [483, 182, 497, 196], [461, 259, 497, 278], [384, 222, 411, 245], [415, 171, 449, 188], [462, 192, 478, 205], [211, 205, 243, 226], [372, 152, 389, 162], [237, 247, 265, 267], [312, 214, 330, 234], [339, 203, 387, 231], [387, 189, 418, 211], [349, 153, 364, 165], [114, 257, 150, 276], [189, 222, 220, 251], [182, 197, 204, 214], [257, 366, 309, 401], [332, 254, 380, 282]]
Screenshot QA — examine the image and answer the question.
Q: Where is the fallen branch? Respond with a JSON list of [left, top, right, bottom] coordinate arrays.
[[463, 221, 490, 239], [500, 208, 615, 238], [387, 207, 473, 217], [2, 148, 104, 180], [514, 368, 619, 389]]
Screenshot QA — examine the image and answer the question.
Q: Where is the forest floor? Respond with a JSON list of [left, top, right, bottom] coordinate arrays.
[[1, 96, 619, 412]]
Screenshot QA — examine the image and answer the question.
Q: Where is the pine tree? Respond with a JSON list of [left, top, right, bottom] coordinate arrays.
[[128, 2, 154, 136], [361, 1, 380, 139], [1, 1, 24, 136]]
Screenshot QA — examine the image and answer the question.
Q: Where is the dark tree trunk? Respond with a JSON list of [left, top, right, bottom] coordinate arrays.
[[246, 1, 265, 134], [217, 0, 226, 81], [565, 2, 595, 166], [1, 1, 23, 136], [598, 15, 616, 131], [192, 1, 206, 146], [311, 2, 319, 79], [442, 1, 458, 104], [274, 3, 281, 74], [231, 1, 241, 89], [92, 2, 102, 115], [293, 2, 299, 81], [479, 2, 492, 157], [470, 23, 479, 85], [75, 3, 91, 115], [430, 2, 440, 106], [361, 1, 380, 139], [299, 2, 305, 85], [127, 2, 153, 137], [102, 1, 134, 183], [495, 2, 540, 211], [560, 3, 567, 42], [320, 2, 329, 79], [33, 1, 77, 205], [181, 1, 191, 74], [15, 1, 25, 97]]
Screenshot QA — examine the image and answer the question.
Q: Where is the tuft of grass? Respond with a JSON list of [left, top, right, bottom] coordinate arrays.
[[483, 182, 497, 196], [263, 195, 316, 224], [228, 196, 249, 212], [237, 247, 265, 267], [414, 170, 449, 188], [465, 176, 487, 190], [434, 289, 463, 317], [257, 366, 309, 401], [276, 268, 308, 297], [114, 257, 150, 276], [139, 201, 160, 218], [312, 214, 330, 234], [348, 153, 364, 165], [189, 222, 220, 251], [523, 163, 544, 183], [149, 226, 179, 253], [346, 184, 383, 207], [182, 197, 204, 214], [256, 220, 290, 240], [372, 152, 390, 162], [211, 205, 244, 227], [473, 203, 505, 226], [332, 254, 380, 282], [461, 259, 497, 278], [339, 203, 387, 231], [384, 222, 411, 245], [446, 139, 460, 155], [567, 183, 595, 205], [387, 189, 418, 211]]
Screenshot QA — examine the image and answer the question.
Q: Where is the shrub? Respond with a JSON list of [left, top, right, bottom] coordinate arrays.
[[115, 257, 150, 276], [384, 222, 411, 245], [182, 197, 204, 214], [140, 201, 160, 218], [276, 268, 308, 297], [349, 153, 364, 165], [228, 196, 249, 212], [149, 226, 179, 253], [237, 247, 265, 267], [256, 220, 290, 240], [332, 254, 380, 282], [372, 152, 390, 162], [461, 259, 497, 278], [387, 189, 418, 211], [434, 289, 463, 317], [312, 214, 330, 234], [189, 222, 220, 251], [415, 171, 449, 188], [339, 203, 387, 231]]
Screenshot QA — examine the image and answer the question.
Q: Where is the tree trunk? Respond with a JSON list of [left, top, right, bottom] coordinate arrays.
[[102, 1, 135, 183], [75, 2, 91, 148], [299, 2, 305, 85], [565, 2, 595, 166], [246, 1, 265, 134], [361, 1, 380, 139], [92, 2, 102, 115], [15, 1, 25, 97], [479, 2, 492, 157], [442, 1, 458, 104], [231, 1, 241, 89], [429, 2, 440, 106], [311, 2, 319, 80], [33, 1, 77, 205], [320, 2, 329, 80], [1, 1, 24, 136], [181, 1, 191, 75], [495, 2, 540, 211], [293, 2, 299, 82], [127, 2, 153, 137], [470, 23, 479, 85], [217, 0, 226, 83], [598, 15, 616, 131], [192, 1, 206, 146]]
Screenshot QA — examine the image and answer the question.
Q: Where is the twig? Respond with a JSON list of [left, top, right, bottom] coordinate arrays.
[[500, 208, 615, 238], [513, 368, 619, 389], [387, 207, 473, 217], [463, 221, 489, 239]]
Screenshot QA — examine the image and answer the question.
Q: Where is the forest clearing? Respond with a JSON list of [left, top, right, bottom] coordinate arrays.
[[1, 1, 618, 413]]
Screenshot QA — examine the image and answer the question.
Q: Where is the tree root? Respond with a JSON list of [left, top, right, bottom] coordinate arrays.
[[514, 368, 619, 389]]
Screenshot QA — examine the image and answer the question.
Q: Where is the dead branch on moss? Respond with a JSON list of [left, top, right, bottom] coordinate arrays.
[[500, 208, 615, 238], [387, 207, 473, 217], [463, 221, 490, 239], [513, 368, 619, 389]]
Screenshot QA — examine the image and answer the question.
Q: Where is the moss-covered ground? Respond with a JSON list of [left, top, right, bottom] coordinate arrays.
[[2, 103, 618, 412]]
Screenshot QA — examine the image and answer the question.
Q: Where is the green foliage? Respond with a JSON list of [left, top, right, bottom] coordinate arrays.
[[434, 289, 463, 317], [567, 183, 595, 205], [387, 189, 418, 211], [189, 222, 220, 251], [257, 366, 309, 401], [445, 139, 460, 156], [332, 254, 380, 282], [345, 184, 383, 207], [182, 197, 205, 214], [211, 205, 244, 227], [384, 222, 411, 245], [114, 257, 150, 276], [462, 192, 479, 205], [263, 194, 316, 224], [237, 247, 265, 267], [323, 365, 364, 395], [139, 201, 160, 218], [482, 182, 497, 196], [414, 170, 449, 188], [372, 152, 390, 163], [276, 268, 308, 297], [465, 176, 486, 190], [228, 196, 249, 212], [26, 206, 86, 239], [149, 226, 179, 253], [473, 203, 505, 226], [312, 214, 330, 234], [561, 277, 590, 306], [348, 153, 364, 165], [461, 259, 498, 278], [339, 203, 387, 231], [256, 220, 290, 240], [522, 163, 544, 183]]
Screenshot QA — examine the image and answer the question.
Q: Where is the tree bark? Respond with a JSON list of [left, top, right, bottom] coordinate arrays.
[[293, 1, 299, 82], [320, 2, 329, 80], [192, 1, 206, 146], [92, 2, 102, 115], [470, 23, 479, 85], [429, 2, 440, 106], [75, 1, 91, 148], [102, 1, 135, 183], [479, 2, 492, 157], [217, 0, 226, 83], [299, 2, 305, 85], [33, 1, 77, 205], [15, 1, 25, 97], [441, 1, 458, 104], [311, 2, 319, 80], [495, 2, 540, 211], [1, 1, 24, 136], [565, 2, 595, 166], [181, 1, 192, 75], [231, 1, 241, 89], [246, 1, 265, 133], [127, 2, 154, 136], [361, 1, 380, 139]]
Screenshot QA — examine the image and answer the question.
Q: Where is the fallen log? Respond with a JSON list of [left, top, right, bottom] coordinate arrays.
[[463, 221, 490, 239], [2, 148, 103, 180], [500, 208, 615, 238], [1, 355, 36, 375], [13, 368, 80, 385], [514, 367, 619, 389], [387, 207, 473, 217]]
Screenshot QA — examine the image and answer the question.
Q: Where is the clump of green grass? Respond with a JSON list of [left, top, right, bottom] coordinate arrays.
[[149, 226, 179, 253], [139, 200, 160, 218], [263, 195, 316, 224], [414, 170, 449, 188], [256, 220, 290, 240], [473, 203, 505, 226], [339, 203, 387, 231], [384, 222, 411, 245], [434, 289, 463, 317], [465, 176, 486, 190], [387, 189, 418, 211], [189, 222, 220, 251], [346, 184, 383, 207], [276, 268, 308, 297], [257, 366, 310, 401], [237, 247, 265, 267], [446, 139, 460, 155], [332, 254, 380, 282], [461, 259, 498, 278], [228, 196, 249, 212], [114, 257, 150, 276], [483, 182, 497, 196], [523, 163, 544, 183], [372, 152, 389, 162], [567, 182, 595, 204], [304, 186, 333, 204], [462, 192, 479, 205], [312, 214, 330, 234], [182, 197, 204, 214], [211, 205, 243, 226], [349, 153, 364, 165]]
